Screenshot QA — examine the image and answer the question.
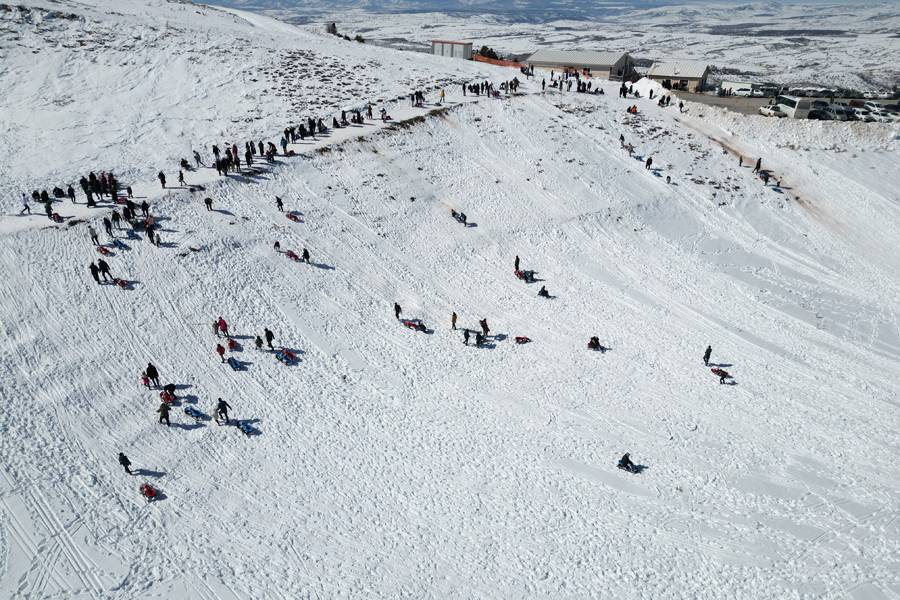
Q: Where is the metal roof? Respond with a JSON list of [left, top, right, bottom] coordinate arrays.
[[527, 49, 628, 68], [647, 61, 709, 79]]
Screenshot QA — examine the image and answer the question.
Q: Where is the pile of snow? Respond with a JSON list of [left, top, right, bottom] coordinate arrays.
[[1, 2, 899, 598]]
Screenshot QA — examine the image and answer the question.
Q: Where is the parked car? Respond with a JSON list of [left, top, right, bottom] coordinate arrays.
[[821, 106, 847, 121], [849, 107, 872, 121], [759, 105, 786, 117], [863, 101, 885, 114], [807, 109, 832, 120], [733, 88, 753, 97]]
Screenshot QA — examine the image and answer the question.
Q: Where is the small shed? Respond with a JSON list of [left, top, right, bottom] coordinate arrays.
[[431, 40, 473, 60], [647, 61, 710, 92], [527, 49, 633, 79]]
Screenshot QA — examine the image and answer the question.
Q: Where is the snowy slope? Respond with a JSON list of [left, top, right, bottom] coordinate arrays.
[[0, 0, 499, 202], [2, 1, 900, 599]]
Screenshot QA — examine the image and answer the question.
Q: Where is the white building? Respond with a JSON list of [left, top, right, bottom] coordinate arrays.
[[431, 40, 473, 60], [527, 49, 633, 79], [647, 61, 710, 92]]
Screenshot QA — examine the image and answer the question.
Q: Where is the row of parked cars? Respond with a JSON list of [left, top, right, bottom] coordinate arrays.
[[808, 100, 898, 122], [759, 100, 899, 122]]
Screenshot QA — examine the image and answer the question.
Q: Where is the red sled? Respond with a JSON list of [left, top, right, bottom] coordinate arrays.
[[711, 368, 730, 379], [227, 338, 238, 351], [115, 197, 126, 205], [285, 250, 300, 261], [140, 483, 158, 502], [160, 391, 175, 404], [113, 278, 130, 289], [514, 270, 524, 280], [96, 246, 111, 256], [402, 320, 427, 332], [51, 213, 63, 223], [515, 336, 531, 344], [286, 213, 300, 222]]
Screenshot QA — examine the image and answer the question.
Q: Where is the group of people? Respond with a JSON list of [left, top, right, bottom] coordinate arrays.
[[463, 81, 495, 97]]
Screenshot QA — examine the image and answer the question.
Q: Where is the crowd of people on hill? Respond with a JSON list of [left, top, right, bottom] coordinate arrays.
[[6, 68, 763, 494]]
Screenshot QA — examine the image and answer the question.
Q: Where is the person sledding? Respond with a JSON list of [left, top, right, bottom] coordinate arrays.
[[515, 336, 531, 344], [587, 336, 603, 351], [617, 453, 637, 473], [215, 398, 231, 424], [215, 343, 226, 362], [402, 319, 427, 333], [711, 368, 731, 384], [275, 347, 297, 364], [537, 286, 550, 298], [160, 388, 176, 404], [140, 482, 158, 501], [227, 337, 238, 351]]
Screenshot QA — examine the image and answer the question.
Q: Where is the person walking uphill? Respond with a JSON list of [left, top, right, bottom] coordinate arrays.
[[275, 196, 283, 212], [394, 303, 401, 320], [145, 363, 160, 388], [264, 328, 275, 350], [158, 172, 166, 189], [216, 343, 226, 362], [703, 345, 712, 367], [480, 319, 490, 337], [118, 452, 132, 474], [451, 312, 458, 330], [215, 398, 231, 424], [217, 316, 229, 337], [97, 259, 112, 282], [753, 158, 762, 174], [157, 402, 171, 427]]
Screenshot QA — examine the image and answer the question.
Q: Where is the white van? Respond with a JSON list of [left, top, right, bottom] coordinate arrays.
[[775, 95, 813, 119]]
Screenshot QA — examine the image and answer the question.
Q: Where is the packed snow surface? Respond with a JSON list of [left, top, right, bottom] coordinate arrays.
[[1, 1, 899, 599]]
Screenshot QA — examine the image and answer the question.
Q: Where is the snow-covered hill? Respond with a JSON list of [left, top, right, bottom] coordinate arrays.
[[1, 1, 899, 598]]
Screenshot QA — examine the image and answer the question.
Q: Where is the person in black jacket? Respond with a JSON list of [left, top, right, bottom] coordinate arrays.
[[703, 345, 712, 366], [216, 398, 231, 424], [145, 363, 160, 388], [118, 452, 132, 474]]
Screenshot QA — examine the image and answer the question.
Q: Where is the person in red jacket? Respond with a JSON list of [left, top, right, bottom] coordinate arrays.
[[216, 343, 226, 362], [217, 316, 229, 337]]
